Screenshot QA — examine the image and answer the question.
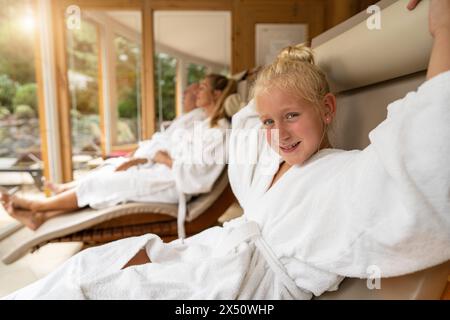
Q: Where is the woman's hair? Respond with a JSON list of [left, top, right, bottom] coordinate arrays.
[[252, 43, 330, 115], [205, 74, 237, 127]]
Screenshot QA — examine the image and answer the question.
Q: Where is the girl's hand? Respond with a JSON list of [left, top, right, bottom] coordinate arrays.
[[153, 151, 173, 168], [407, 0, 421, 11], [115, 158, 148, 172], [408, 0, 450, 38]]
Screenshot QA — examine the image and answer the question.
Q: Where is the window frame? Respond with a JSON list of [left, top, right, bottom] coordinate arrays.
[[85, 11, 144, 152], [52, 0, 154, 181]]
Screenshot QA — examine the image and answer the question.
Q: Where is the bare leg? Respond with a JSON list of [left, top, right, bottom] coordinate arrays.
[[43, 178, 78, 195], [3, 188, 80, 212], [5, 190, 81, 230], [30, 190, 79, 212], [122, 249, 151, 269]]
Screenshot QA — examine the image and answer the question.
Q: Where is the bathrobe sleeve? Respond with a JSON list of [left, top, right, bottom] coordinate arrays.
[[134, 109, 207, 162], [305, 70, 450, 278], [171, 120, 229, 195], [228, 100, 267, 208], [133, 132, 169, 162]]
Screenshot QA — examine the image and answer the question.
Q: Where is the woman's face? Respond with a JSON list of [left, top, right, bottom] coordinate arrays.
[[183, 83, 199, 113], [196, 78, 217, 111], [256, 87, 329, 166]]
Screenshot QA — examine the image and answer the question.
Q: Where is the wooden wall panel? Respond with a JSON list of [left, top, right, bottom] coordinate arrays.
[[57, 0, 142, 9], [148, 0, 232, 10], [325, 0, 380, 30], [232, 0, 326, 73]]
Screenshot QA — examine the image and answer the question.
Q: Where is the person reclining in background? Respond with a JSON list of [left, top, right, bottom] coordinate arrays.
[[1, 75, 236, 230], [44, 82, 205, 195], [3, 0, 450, 299]]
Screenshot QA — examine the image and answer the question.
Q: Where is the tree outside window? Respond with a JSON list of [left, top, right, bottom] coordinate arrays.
[[0, 0, 40, 169]]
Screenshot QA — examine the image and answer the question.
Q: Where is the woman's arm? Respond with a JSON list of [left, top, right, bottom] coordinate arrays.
[[153, 151, 173, 168], [115, 158, 148, 171], [409, 0, 450, 79]]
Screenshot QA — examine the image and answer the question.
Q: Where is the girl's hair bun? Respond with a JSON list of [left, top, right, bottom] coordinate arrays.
[[277, 43, 315, 65]]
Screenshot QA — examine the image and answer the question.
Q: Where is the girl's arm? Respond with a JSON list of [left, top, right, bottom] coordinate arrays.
[[427, 27, 450, 80], [409, 0, 450, 79]]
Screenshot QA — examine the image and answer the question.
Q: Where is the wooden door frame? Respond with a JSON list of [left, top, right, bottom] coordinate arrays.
[[52, 0, 151, 181]]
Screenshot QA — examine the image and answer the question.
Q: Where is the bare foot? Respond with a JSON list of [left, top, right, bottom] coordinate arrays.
[[10, 195, 39, 211], [1, 191, 10, 206], [5, 203, 45, 230]]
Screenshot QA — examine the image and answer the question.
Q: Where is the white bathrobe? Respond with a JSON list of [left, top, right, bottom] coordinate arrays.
[[133, 107, 207, 162], [91, 107, 206, 172], [6, 71, 450, 300], [74, 109, 227, 209]]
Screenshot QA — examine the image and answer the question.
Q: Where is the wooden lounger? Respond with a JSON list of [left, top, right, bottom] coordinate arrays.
[[0, 92, 248, 265], [0, 170, 235, 264]]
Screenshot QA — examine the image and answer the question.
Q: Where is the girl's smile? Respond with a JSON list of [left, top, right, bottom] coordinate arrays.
[[256, 86, 332, 166]]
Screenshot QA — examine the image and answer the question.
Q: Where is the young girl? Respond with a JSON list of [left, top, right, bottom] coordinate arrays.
[[5, 0, 449, 299], [1, 74, 234, 230]]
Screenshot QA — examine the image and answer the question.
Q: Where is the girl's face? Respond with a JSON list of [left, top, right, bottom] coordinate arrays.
[[196, 78, 219, 111], [256, 87, 333, 166]]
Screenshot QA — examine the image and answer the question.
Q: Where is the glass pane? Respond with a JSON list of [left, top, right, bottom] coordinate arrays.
[[114, 34, 142, 145], [154, 52, 177, 128], [0, 0, 42, 191], [187, 63, 207, 85], [66, 17, 101, 177], [153, 10, 231, 130]]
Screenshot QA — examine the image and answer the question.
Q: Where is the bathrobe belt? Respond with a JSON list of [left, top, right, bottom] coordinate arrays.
[[177, 192, 187, 241], [214, 221, 307, 299]]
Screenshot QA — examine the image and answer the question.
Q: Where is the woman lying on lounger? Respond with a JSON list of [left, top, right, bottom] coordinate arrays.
[[43, 82, 205, 195], [5, 0, 450, 299], [1, 74, 236, 230]]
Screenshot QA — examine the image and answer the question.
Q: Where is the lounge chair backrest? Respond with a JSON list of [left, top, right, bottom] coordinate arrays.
[[310, 0, 449, 299], [224, 93, 245, 118]]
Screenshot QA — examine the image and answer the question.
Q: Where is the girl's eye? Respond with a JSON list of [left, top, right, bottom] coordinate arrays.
[[286, 112, 299, 120], [262, 119, 274, 127]]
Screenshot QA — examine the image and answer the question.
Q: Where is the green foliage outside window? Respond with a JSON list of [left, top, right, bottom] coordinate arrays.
[[0, 74, 17, 111], [118, 89, 138, 118], [13, 83, 37, 112], [66, 18, 100, 116], [0, 0, 36, 85], [154, 53, 177, 122], [0, 0, 41, 160], [115, 36, 140, 121], [187, 63, 207, 85]]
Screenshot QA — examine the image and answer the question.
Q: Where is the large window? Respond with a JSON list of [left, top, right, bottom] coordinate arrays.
[[66, 17, 101, 175], [114, 35, 142, 146], [154, 52, 177, 128], [63, 8, 145, 178], [0, 0, 41, 188], [187, 62, 207, 85], [153, 10, 231, 130]]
